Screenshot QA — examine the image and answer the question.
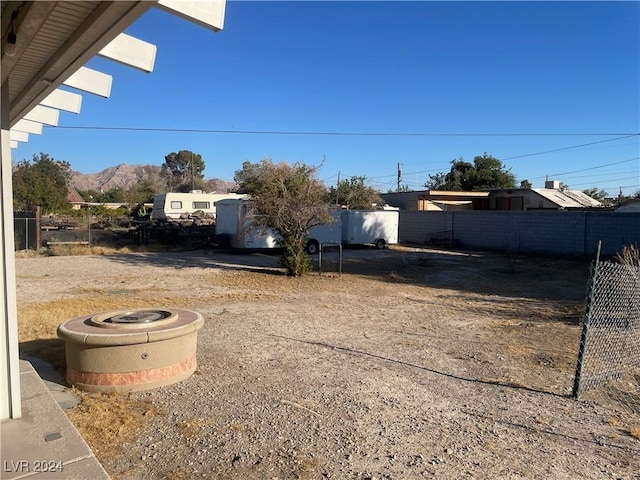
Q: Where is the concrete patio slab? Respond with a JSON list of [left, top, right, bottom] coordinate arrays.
[[1, 361, 108, 480]]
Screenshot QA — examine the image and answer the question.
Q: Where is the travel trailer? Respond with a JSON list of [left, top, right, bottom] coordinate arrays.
[[150, 192, 246, 221]]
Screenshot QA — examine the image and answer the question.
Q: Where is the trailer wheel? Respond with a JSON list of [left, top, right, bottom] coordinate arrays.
[[306, 240, 319, 255], [375, 239, 386, 249]]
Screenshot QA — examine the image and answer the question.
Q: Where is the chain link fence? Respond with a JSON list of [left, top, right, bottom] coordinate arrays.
[[573, 243, 640, 414]]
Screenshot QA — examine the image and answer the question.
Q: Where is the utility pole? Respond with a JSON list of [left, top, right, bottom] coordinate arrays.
[[397, 163, 402, 192], [191, 152, 195, 191], [618, 186, 622, 206], [335, 171, 340, 205]]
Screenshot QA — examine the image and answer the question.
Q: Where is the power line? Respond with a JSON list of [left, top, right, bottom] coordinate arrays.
[[546, 156, 639, 178], [367, 157, 639, 186], [502, 134, 639, 161], [567, 177, 640, 188], [45, 124, 637, 190], [46, 125, 640, 138], [367, 167, 443, 180], [547, 169, 639, 181]]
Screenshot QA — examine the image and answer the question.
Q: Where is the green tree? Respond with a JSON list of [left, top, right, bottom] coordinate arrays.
[[426, 154, 516, 191], [234, 159, 332, 276], [160, 150, 205, 192], [520, 179, 532, 189], [582, 187, 608, 201], [76, 189, 100, 202], [234, 161, 263, 194], [77, 188, 128, 204], [12, 153, 71, 212], [425, 172, 447, 190], [325, 176, 382, 209], [131, 165, 166, 199], [129, 179, 158, 204], [97, 188, 125, 203]]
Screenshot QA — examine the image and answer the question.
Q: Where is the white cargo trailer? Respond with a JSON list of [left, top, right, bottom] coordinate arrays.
[[304, 209, 342, 254], [214, 199, 279, 249], [341, 209, 399, 249], [215, 199, 342, 251], [150, 192, 246, 220]]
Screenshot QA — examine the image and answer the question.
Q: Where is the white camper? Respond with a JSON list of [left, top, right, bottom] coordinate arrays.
[[150, 192, 246, 220], [215, 199, 342, 251], [341, 209, 399, 249]]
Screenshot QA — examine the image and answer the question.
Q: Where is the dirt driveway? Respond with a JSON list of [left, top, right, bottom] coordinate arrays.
[[15, 246, 640, 479]]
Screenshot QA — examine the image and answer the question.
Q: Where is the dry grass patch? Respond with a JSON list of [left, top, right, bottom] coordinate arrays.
[[17, 297, 184, 342], [176, 418, 208, 439], [608, 418, 640, 441], [66, 390, 163, 460], [46, 243, 194, 257], [207, 269, 369, 296]]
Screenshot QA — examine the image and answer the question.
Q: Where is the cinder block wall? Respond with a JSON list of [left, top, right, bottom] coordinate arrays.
[[399, 211, 640, 257]]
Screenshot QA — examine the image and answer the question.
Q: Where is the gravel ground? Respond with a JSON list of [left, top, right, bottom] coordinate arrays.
[[15, 247, 640, 479]]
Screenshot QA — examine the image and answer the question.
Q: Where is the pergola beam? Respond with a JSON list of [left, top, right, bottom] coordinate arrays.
[[157, 0, 225, 32], [40, 89, 82, 114], [98, 33, 157, 73]]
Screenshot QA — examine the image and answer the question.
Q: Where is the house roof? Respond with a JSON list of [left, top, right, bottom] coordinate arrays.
[[531, 188, 602, 208], [66, 187, 84, 204], [617, 198, 640, 212], [425, 190, 490, 199]]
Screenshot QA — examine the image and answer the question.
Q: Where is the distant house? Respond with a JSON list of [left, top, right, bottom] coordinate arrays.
[[66, 188, 127, 211], [380, 181, 603, 212], [381, 190, 489, 211], [66, 188, 85, 206], [478, 181, 603, 211], [617, 198, 640, 213]]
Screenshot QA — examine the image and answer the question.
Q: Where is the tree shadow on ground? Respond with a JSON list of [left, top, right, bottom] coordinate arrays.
[[97, 249, 288, 276], [97, 245, 591, 305]]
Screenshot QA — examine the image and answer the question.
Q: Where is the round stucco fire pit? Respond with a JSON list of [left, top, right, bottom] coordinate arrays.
[[57, 308, 204, 392]]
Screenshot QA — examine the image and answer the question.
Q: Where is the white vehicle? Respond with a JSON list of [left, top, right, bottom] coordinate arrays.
[[304, 209, 342, 254], [215, 199, 342, 251], [341, 209, 399, 249], [150, 192, 246, 220], [215, 199, 279, 248]]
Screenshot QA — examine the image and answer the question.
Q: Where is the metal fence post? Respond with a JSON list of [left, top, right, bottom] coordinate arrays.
[[572, 240, 602, 399], [318, 242, 342, 275]]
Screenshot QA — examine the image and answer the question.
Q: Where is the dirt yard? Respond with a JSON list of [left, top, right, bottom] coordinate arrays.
[[15, 246, 640, 479]]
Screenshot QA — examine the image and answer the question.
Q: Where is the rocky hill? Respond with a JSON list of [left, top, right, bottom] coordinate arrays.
[[69, 163, 236, 193], [70, 164, 149, 191]]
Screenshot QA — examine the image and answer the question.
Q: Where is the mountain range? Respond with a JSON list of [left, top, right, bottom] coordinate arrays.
[[69, 163, 236, 193]]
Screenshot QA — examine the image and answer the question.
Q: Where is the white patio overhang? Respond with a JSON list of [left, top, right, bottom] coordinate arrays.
[[1, 0, 226, 420]]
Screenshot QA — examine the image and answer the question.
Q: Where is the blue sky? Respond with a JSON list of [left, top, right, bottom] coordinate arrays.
[[13, 1, 640, 196]]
